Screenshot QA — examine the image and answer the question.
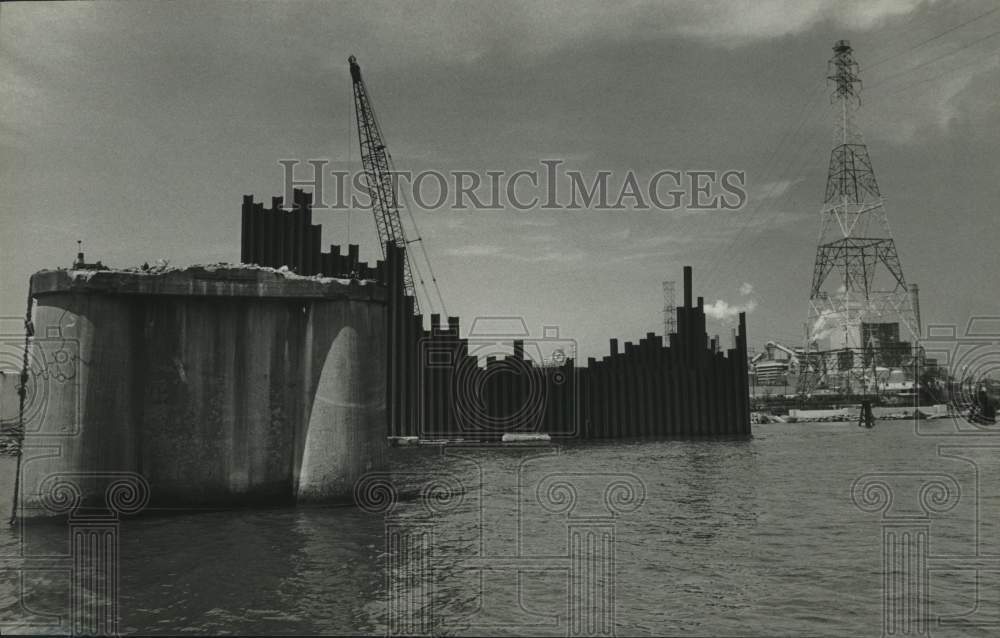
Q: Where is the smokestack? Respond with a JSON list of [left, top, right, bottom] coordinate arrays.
[[683, 266, 692, 309]]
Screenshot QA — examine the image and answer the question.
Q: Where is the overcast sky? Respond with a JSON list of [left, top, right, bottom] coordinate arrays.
[[2, 0, 998, 359]]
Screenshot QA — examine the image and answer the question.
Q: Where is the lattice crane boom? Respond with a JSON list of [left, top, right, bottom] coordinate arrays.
[[349, 54, 421, 313]]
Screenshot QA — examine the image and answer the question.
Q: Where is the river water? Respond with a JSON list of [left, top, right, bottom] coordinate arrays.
[[1, 420, 998, 636]]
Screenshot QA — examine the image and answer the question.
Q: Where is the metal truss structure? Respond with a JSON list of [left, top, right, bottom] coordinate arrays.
[[800, 41, 920, 397], [663, 280, 676, 337], [350, 55, 421, 313]]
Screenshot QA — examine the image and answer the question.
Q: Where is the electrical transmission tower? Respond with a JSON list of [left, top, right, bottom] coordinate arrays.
[[800, 41, 920, 397], [663, 280, 676, 336]]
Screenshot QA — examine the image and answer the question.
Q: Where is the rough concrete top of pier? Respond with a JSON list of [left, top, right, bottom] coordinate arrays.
[[29, 263, 386, 302]]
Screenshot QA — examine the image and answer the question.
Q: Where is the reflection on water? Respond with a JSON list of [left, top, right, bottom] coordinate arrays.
[[1, 421, 998, 635]]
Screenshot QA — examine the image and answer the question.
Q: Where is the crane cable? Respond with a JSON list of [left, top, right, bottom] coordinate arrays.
[[347, 84, 352, 244], [365, 77, 448, 318], [352, 68, 436, 316], [397, 181, 449, 318]]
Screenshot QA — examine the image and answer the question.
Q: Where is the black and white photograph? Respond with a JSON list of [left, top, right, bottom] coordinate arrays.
[[1, 0, 999, 635]]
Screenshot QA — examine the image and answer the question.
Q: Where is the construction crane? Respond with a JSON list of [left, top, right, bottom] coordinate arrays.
[[349, 54, 445, 316]]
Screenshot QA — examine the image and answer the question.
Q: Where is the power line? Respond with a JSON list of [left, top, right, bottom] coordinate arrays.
[[701, 14, 948, 288], [868, 28, 1000, 90], [703, 82, 825, 272], [709, 128, 829, 289], [703, 81, 828, 289], [867, 6, 999, 70], [870, 42, 1000, 99], [708, 15, 1000, 292]]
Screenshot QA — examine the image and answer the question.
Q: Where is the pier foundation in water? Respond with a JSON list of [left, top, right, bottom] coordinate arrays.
[[16, 265, 387, 517]]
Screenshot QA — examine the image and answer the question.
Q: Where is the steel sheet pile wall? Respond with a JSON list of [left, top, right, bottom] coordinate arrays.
[[242, 189, 381, 280], [382, 241, 580, 439], [382, 245, 751, 440], [580, 267, 750, 438], [241, 194, 751, 440]]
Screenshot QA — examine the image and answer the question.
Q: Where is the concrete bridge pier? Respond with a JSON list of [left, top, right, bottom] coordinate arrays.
[[14, 266, 388, 518], [297, 305, 386, 502]]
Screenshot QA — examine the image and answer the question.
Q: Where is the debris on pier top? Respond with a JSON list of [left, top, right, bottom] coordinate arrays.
[[29, 263, 384, 301]]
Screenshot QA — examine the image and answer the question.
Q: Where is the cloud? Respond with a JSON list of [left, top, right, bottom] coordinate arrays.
[[144, 0, 936, 75], [739, 282, 754, 296], [866, 49, 1000, 143], [620, 251, 668, 262], [509, 249, 586, 263], [635, 234, 680, 248], [704, 298, 758, 321], [752, 178, 803, 201], [443, 243, 584, 263], [523, 233, 559, 243], [515, 217, 559, 228], [443, 216, 467, 231], [444, 244, 503, 257], [667, 0, 930, 47], [396, 0, 933, 60], [503, 0, 933, 55]]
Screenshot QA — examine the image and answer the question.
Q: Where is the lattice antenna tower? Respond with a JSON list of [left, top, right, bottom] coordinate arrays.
[[802, 40, 920, 394], [663, 280, 676, 336]]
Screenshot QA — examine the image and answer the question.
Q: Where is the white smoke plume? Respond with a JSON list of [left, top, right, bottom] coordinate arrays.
[[810, 308, 841, 342], [704, 298, 757, 321], [704, 281, 758, 321]]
